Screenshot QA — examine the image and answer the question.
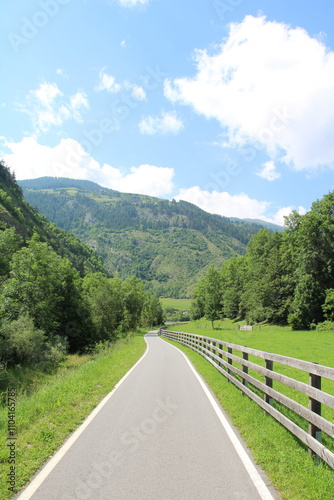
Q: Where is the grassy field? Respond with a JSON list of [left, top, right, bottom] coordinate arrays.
[[162, 319, 334, 500], [0, 334, 146, 500], [160, 297, 192, 311], [166, 318, 334, 365]]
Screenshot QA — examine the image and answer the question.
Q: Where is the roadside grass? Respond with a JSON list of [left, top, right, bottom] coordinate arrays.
[[0, 334, 147, 500], [160, 298, 192, 311], [162, 320, 334, 500]]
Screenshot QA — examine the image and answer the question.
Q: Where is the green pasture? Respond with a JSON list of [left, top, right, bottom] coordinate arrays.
[[160, 297, 192, 311]]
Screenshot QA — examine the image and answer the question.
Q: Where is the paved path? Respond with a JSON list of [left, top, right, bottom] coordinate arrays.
[[17, 332, 280, 500]]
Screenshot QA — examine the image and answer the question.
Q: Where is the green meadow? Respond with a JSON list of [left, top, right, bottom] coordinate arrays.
[[160, 297, 192, 311]]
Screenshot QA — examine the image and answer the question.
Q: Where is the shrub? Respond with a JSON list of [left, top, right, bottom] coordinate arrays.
[[288, 313, 310, 331], [0, 316, 68, 367], [316, 320, 334, 331]]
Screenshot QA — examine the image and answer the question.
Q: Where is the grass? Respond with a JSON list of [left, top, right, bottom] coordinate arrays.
[[160, 297, 192, 311], [167, 318, 334, 365], [0, 334, 146, 500], [162, 319, 334, 500]]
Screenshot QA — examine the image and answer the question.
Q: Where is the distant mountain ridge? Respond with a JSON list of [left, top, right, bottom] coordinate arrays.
[[19, 177, 274, 297], [19, 177, 105, 192], [242, 218, 283, 232], [228, 217, 283, 232]]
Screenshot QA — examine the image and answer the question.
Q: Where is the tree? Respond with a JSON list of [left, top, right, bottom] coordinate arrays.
[[82, 273, 125, 341], [284, 193, 334, 328], [122, 277, 146, 331], [1, 235, 91, 351], [322, 288, 334, 321], [190, 280, 206, 320], [203, 267, 223, 328], [240, 230, 293, 324], [141, 294, 163, 327], [0, 228, 23, 280], [220, 257, 246, 319]]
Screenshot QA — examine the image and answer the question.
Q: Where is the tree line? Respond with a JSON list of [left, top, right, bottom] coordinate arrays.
[[191, 191, 334, 330], [0, 232, 163, 367]]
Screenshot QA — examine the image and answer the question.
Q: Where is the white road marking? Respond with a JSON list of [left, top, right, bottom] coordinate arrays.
[[162, 337, 276, 500], [16, 337, 151, 500]]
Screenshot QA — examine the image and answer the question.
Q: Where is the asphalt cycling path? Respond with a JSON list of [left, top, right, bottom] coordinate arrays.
[[16, 332, 280, 500]]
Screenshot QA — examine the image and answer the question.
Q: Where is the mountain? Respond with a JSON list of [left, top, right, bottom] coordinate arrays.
[[0, 165, 105, 276], [243, 218, 283, 232], [19, 177, 269, 297], [229, 217, 283, 232]]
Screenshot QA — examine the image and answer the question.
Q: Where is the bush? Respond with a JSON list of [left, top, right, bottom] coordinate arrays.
[[0, 316, 68, 367], [316, 321, 334, 331], [42, 336, 68, 370], [0, 316, 46, 365], [288, 313, 310, 331]]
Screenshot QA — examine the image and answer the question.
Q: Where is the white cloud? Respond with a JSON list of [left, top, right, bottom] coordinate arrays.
[[164, 15, 334, 171], [104, 164, 174, 196], [34, 82, 61, 107], [175, 186, 270, 220], [129, 84, 146, 101], [69, 92, 90, 122], [96, 69, 121, 93], [271, 205, 306, 226], [174, 186, 305, 226], [96, 71, 146, 100], [139, 111, 184, 135], [2, 137, 174, 198], [257, 161, 281, 181], [21, 82, 89, 132]]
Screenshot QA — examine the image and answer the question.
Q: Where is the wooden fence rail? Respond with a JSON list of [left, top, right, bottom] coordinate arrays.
[[159, 329, 334, 469]]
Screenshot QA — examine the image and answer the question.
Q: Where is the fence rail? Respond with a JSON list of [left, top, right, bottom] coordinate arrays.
[[159, 329, 334, 469]]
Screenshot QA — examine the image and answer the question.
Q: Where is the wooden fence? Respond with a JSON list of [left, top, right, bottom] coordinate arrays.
[[159, 329, 334, 469]]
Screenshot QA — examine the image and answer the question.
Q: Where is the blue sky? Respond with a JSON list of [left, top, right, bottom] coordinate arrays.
[[1, 0, 334, 225]]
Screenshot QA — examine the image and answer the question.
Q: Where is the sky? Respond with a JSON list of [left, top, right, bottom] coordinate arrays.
[[1, 0, 334, 225]]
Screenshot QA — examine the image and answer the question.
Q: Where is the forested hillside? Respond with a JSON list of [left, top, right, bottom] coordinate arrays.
[[192, 191, 334, 330], [0, 169, 104, 276], [19, 177, 266, 297], [0, 161, 163, 369]]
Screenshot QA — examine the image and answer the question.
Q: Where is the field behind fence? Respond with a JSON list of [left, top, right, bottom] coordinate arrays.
[[160, 329, 334, 469]]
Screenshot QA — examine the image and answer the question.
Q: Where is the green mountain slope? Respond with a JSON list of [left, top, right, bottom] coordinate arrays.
[[19, 177, 267, 297], [0, 166, 104, 276]]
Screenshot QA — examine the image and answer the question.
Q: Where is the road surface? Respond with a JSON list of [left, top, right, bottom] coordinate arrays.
[[16, 332, 280, 500]]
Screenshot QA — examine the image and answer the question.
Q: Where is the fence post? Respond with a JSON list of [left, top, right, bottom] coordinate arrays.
[[212, 341, 216, 362], [309, 368, 322, 462], [200, 337, 204, 355], [242, 352, 248, 387], [264, 359, 274, 406], [228, 347, 233, 376], [218, 343, 223, 369]]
